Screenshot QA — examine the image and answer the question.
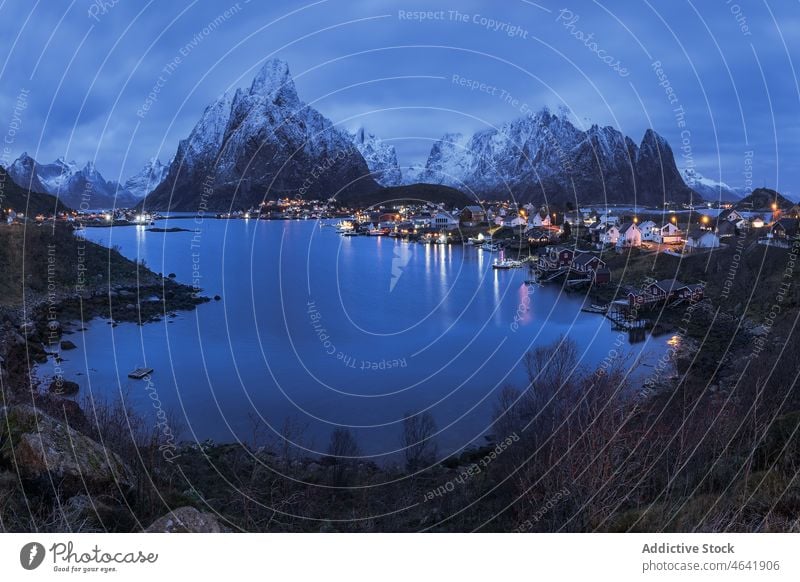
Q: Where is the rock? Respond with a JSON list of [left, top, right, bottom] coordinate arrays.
[[60, 340, 77, 350], [33, 393, 89, 433], [0, 405, 133, 495], [213, 295, 221, 301], [145, 507, 222, 533], [49, 379, 80, 396]]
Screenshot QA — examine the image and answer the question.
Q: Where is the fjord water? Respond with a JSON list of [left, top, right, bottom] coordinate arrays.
[[57, 219, 668, 457]]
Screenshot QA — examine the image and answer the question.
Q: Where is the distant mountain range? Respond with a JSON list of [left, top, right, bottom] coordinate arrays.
[[0, 166, 69, 215], [4, 154, 166, 210], [138, 59, 701, 211], [3, 59, 781, 212]]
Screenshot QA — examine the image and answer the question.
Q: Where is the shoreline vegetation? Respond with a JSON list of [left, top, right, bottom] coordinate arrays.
[[1, 212, 800, 533]]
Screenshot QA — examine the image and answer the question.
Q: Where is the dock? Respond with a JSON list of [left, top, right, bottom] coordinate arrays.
[[128, 367, 153, 379]]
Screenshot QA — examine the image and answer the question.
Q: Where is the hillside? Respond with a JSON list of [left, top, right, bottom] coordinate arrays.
[[337, 182, 474, 208], [734, 187, 793, 210], [0, 166, 69, 215]]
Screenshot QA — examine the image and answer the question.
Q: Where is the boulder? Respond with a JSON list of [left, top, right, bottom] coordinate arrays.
[[60, 340, 77, 350], [145, 506, 222, 533], [0, 405, 133, 496], [48, 379, 80, 396]]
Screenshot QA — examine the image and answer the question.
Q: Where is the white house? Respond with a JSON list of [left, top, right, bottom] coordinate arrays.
[[529, 211, 552, 228], [616, 222, 642, 248], [503, 214, 526, 228], [639, 220, 659, 241], [654, 222, 683, 244], [685, 229, 720, 251], [433, 211, 458, 229], [597, 213, 620, 226], [599, 224, 620, 245]]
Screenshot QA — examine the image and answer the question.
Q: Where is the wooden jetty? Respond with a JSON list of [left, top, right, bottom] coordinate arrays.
[[128, 367, 153, 379]]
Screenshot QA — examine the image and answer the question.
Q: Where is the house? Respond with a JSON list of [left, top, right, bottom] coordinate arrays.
[[654, 222, 683, 244], [628, 279, 705, 308], [720, 209, 744, 223], [498, 213, 526, 228], [593, 268, 611, 286], [597, 213, 620, 226], [714, 220, 738, 239], [639, 220, 659, 241], [685, 228, 720, 251], [616, 222, 642, 248], [770, 217, 799, 240], [598, 224, 620, 245], [433, 211, 458, 229], [540, 246, 575, 269], [571, 252, 606, 273], [529, 211, 552, 228], [460, 206, 487, 227]]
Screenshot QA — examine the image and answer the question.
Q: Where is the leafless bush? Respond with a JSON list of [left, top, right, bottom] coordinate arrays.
[[400, 412, 439, 472]]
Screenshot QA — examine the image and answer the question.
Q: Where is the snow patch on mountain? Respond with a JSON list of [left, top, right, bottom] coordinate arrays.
[[681, 168, 747, 201], [350, 128, 402, 186], [122, 158, 167, 199]]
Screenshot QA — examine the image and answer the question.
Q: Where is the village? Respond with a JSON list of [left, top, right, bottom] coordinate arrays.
[[4, 188, 798, 333]]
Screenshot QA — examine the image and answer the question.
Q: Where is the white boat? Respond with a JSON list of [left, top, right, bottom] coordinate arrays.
[[492, 258, 521, 269], [481, 243, 500, 252]]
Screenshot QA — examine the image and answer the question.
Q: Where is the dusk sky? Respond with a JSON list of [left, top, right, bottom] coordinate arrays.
[[1, 0, 798, 196]]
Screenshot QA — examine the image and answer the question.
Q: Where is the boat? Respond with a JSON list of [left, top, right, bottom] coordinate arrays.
[[128, 367, 154, 379], [481, 243, 500, 252], [492, 258, 522, 269]]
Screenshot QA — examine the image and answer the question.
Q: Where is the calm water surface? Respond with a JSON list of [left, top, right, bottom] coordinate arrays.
[[49, 218, 670, 457]]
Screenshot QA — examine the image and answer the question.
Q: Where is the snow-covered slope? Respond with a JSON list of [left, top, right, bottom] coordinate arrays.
[[122, 158, 167, 199], [414, 109, 694, 205], [350, 128, 402, 186], [681, 168, 747, 202], [144, 59, 377, 210], [5, 153, 137, 209]]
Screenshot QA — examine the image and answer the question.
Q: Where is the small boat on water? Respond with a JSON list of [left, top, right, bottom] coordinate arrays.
[[481, 243, 500, 252], [492, 258, 522, 269]]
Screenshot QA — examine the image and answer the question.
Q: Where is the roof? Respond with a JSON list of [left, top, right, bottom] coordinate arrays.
[[650, 279, 687, 292], [618, 222, 638, 234], [774, 217, 799, 234], [573, 253, 603, 266], [463, 205, 485, 213]]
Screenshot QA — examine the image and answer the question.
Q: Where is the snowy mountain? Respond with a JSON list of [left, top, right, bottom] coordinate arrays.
[[350, 128, 402, 186], [413, 109, 695, 206], [122, 158, 167, 199], [5, 153, 139, 209], [681, 168, 747, 202], [143, 59, 377, 211]]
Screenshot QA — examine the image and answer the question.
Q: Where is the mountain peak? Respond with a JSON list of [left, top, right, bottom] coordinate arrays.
[[249, 58, 297, 104]]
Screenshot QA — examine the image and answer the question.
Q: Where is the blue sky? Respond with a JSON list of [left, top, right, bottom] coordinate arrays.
[[0, 0, 798, 195]]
